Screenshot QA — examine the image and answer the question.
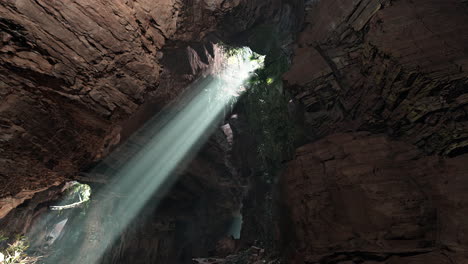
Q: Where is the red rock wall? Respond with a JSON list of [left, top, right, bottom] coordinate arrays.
[[281, 0, 468, 263], [284, 0, 468, 156], [0, 0, 303, 197], [282, 132, 468, 263], [0, 0, 219, 196], [0, 1, 305, 263]]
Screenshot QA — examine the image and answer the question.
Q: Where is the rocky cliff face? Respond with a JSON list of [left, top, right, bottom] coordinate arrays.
[[281, 0, 468, 263], [0, 129, 244, 263], [2, 0, 468, 263], [284, 0, 468, 155], [0, 0, 303, 263], [0, 0, 302, 197], [0, 0, 181, 198], [282, 132, 468, 263]]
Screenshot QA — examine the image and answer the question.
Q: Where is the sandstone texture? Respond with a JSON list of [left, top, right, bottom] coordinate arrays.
[[0, 0, 303, 198], [0, 1, 303, 263], [285, 0, 468, 156], [281, 0, 468, 262], [2, 0, 468, 263], [282, 133, 468, 263], [0, 0, 210, 196]]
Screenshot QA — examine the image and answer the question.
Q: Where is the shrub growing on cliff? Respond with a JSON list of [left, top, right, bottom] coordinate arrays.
[[244, 53, 295, 175], [238, 42, 299, 251], [0, 235, 41, 264], [49, 182, 91, 211]]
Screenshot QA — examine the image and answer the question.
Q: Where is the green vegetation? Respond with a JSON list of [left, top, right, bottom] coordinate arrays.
[[240, 56, 296, 251], [244, 52, 296, 176], [0, 235, 41, 264], [50, 182, 91, 211], [219, 39, 296, 175], [218, 41, 245, 58], [242, 20, 299, 176], [0, 232, 8, 243], [233, 22, 303, 253]]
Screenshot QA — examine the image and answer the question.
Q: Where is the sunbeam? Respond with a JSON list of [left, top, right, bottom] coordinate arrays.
[[37, 46, 264, 264]]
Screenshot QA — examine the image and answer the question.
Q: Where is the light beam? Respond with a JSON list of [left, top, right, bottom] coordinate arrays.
[[39, 46, 263, 263]]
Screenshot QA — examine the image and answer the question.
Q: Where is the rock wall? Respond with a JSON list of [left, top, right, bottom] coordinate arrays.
[[0, 0, 303, 198], [3, 0, 468, 263], [284, 0, 468, 155], [0, 1, 304, 263], [280, 0, 468, 263], [282, 133, 468, 263], [0, 0, 212, 197], [0, 128, 245, 263], [99, 130, 245, 264]]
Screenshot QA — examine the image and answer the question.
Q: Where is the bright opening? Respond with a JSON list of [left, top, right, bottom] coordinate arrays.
[[16, 46, 264, 263]]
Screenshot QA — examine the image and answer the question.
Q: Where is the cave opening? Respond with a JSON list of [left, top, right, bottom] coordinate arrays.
[[3, 45, 268, 264], [3, 1, 467, 264], [0, 0, 302, 260], [0, 25, 300, 263]]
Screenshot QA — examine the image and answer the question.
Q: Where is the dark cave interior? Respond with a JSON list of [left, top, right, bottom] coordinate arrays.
[[1, 0, 468, 263]]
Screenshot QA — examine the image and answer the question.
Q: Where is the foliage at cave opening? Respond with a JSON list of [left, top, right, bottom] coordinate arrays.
[[0, 235, 41, 264], [244, 51, 295, 177], [50, 182, 91, 211]]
